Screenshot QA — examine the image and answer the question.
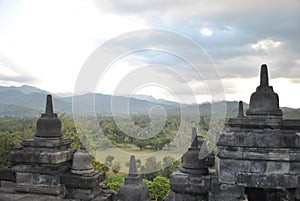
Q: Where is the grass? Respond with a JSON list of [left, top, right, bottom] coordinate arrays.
[[95, 144, 182, 174]]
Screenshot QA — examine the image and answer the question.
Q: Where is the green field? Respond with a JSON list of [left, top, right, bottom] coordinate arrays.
[[95, 144, 183, 174]]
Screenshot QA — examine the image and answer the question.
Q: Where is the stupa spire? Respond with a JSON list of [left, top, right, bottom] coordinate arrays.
[[260, 64, 269, 86], [128, 155, 138, 177], [80, 135, 87, 150], [45, 94, 54, 114], [191, 127, 198, 148], [238, 101, 244, 117]]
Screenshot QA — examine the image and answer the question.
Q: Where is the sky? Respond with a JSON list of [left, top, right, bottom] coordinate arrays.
[[0, 0, 300, 108]]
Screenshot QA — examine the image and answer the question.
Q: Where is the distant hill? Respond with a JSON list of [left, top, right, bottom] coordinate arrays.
[[0, 85, 299, 119], [0, 85, 48, 94]]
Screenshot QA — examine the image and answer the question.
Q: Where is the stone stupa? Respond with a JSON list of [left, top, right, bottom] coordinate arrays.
[[118, 155, 151, 201], [217, 64, 300, 200], [170, 127, 215, 201], [0, 95, 115, 201], [2, 94, 75, 196]]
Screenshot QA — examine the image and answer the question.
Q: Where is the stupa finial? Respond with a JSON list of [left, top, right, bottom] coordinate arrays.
[[238, 101, 244, 117], [191, 127, 198, 148], [80, 135, 87, 150], [45, 94, 54, 114], [128, 155, 138, 177], [260, 64, 269, 86]]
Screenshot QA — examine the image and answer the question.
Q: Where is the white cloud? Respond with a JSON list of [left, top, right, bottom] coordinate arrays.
[[0, 62, 21, 77], [199, 28, 213, 36], [0, 0, 147, 93], [251, 39, 282, 51]]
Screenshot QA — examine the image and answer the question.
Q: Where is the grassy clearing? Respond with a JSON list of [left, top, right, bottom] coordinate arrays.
[[95, 144, 182, 174]]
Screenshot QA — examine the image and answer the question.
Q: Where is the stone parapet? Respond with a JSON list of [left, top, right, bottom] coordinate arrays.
[[10, 147, 75, 165], [170, 171, 212, 195], [61, 171, 105, 189]]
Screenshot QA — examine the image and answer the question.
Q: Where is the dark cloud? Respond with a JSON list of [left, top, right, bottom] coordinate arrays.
[[95, 0, 299, 21], [94, 0, 300, 94]]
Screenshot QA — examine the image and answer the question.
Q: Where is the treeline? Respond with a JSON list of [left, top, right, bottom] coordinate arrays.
[[0, 115, 217, 168], [0, 117, 36, 167]]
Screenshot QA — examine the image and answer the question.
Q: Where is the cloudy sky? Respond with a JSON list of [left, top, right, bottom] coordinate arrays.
[[0, 0, 300, 108]]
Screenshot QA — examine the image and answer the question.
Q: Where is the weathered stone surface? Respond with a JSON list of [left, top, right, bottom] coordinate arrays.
[[170, 171, 212, 195], [218, 159, 251, 183], [118, 183, 151, 201], [15, 183, 65, 196], [12, 162, 71, 175], [0, 167, 15, 182], [10, 148, 75, 165], [21, 138, 72, 148], [218, 146, 299, 161], [250, 161, 266, 173], [290, 163, 300, 174], [0, 193, 66, 201], [295, 188, 300, 200], [163, 190, 175, 201], [71, 149, 94, 175], [225, 117, 283, 129], [237, 173, 300, 188], [0, 181, 16, 193], [208, 194, 242, 201], [216, 133, 235, 147], [174, 193, 207, 201], [0, 191, 115, 201], [61, 171, 105, 189], [266, 161, 289, 174], [210, 181, 244, 197], [16, 172, 60, 186], [234, 132, 299, 148]]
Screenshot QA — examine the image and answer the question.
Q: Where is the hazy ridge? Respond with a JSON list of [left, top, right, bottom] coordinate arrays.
[[0, 85, 299, 119]]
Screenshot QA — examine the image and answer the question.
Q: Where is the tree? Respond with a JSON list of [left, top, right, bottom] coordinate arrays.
[[134, 138, 148, 150], [199, 116, 210, 132], [144, 176, 170, 201], [136, 159, 142, 169], [105, 155, 115, 167], [92, 158, 109, 172], [160, 155, 180, 178], [0, 132, 15, 168], [140, 156, 162, 180], [111, 161, 121, 174], [0, 117, 36, 168], [102, 175, 124, 191], [149, 137, 165, 151], [61, 117, 80, 149]]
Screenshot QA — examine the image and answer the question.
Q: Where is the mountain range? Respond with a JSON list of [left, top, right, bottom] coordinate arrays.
[[0, 85, 299, 118]]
